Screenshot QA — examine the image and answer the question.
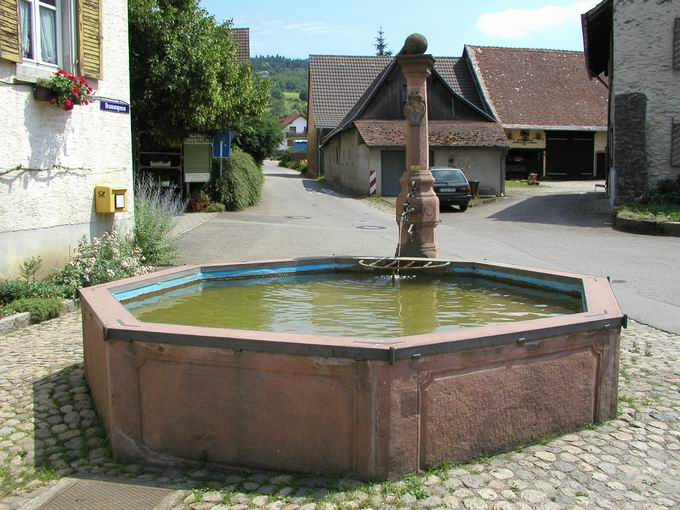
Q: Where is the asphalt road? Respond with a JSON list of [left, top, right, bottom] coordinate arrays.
[[178, 161, 680, 333]]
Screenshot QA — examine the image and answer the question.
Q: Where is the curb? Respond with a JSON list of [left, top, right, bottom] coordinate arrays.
[[613, 216, 680, 237], [0, 299, 79, 336], [170, 212, 218, 239]]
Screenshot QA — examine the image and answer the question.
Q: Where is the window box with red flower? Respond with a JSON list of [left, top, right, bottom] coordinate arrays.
[[35, 69, 94, 111]]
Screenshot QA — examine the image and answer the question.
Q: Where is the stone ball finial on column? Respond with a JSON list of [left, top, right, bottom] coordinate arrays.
[[403, 33, 428, 55]]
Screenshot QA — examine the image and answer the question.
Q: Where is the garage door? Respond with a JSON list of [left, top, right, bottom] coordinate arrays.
[[546, 131, 594, 179], [381, 150, 405, 196]]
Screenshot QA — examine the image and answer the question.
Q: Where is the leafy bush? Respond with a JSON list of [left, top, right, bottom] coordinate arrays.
[[19, 256, 43, 281], [214, 148, 263, 211], [0, 280, 68, 306], [2, 297, 63, 323], [278, 149, 294, 166], [134, 176, 186, 265], [205, 202, 226, 212], [234, 112, 285, 165], [646, 175, 680, 205], [52, 230, 154, 298], [617, 175, 680, 222]]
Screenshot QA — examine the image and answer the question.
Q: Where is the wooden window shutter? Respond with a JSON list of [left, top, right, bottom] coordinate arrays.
[[78, 0, 102, 79], [0, 0, 22, 63], [672, 121, 680, 167], [674, 18, 680, 70]]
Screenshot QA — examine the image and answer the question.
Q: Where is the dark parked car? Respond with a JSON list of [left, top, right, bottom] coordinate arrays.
[[431, 167, 471, 211]]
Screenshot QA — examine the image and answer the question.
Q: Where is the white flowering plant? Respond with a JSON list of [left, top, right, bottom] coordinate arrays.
[[54, 230, 154, 297]]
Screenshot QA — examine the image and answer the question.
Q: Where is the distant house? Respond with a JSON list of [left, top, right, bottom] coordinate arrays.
[[582, 0, 680, 206], [308, 55, 508, 196], [279, 114, 307, 151], [465, 45, 608, 181], [0, 0, 133, 278]]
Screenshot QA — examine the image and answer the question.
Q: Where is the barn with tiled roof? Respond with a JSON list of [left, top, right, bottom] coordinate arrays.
[[307, 54, 508, 197], [465, 45, 608, 180]]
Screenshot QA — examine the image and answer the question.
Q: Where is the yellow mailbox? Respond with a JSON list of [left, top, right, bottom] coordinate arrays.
[[95, 186, 128, 214]]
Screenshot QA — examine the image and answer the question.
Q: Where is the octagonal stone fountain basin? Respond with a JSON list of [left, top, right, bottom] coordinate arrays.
[[80, 257, 624, 480]]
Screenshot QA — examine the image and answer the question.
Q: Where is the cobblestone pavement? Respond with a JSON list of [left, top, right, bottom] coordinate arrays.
[[0, 313, 678, 510]]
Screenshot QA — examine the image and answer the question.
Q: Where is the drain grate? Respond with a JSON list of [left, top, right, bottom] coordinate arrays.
[[37, 479, 176, 510]]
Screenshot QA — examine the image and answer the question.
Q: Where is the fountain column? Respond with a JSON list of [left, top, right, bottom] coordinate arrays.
[[395, 34, 440, 258]]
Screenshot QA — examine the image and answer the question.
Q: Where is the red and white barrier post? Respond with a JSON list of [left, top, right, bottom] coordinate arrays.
[[369, 170, 377, 195]]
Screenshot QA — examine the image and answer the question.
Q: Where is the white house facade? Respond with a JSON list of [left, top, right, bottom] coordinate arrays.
[[0, 0, 133, 278], [278, 113, 307, 150]]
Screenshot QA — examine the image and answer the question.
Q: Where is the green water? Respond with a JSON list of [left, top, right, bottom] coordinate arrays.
[[124, 272, 582, 339]]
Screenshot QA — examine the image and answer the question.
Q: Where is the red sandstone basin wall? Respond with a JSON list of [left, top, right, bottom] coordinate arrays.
[[81, 304, 620, 480]]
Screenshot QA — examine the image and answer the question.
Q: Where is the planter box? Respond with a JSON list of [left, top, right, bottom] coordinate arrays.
[[33, 85, 53, 102]]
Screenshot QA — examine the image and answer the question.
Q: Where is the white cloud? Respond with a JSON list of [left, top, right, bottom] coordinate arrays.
[[476, 1, 600, 38]]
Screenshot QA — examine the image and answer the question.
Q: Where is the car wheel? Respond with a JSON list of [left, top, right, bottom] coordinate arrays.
[[459, 204, 468, 212]]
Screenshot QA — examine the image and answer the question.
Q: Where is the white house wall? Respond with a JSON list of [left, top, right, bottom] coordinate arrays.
[[0, 0, 133, 278]]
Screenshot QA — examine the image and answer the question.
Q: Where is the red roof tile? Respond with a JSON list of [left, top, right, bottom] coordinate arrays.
[[280, 114, 305, 127], [354, 120, 509, 148], [466, 45, 608, 129]]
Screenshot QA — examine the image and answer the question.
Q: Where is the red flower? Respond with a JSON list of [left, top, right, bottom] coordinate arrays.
[[63, 99, 74, 111], [87, 86, 93, 93], [57, 69, 66, 76], [49, 98, 56, 105], [83, 99, 89, 105], [72, 86, 80, 96]]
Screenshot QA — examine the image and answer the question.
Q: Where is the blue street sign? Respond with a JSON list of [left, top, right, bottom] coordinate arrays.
[[99, 100, 130, 114], [212, 131, 235, 158]]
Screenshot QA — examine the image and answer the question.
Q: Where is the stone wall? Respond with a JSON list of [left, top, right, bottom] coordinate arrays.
[[612, 0, 680, 204], [0, 0, 133, 278]]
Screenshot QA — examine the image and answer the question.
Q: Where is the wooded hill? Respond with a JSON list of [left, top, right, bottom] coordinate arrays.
[[252, 56, 308, 118]]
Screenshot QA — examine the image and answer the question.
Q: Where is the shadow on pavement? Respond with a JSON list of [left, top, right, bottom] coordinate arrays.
[[262, 171, 304, 179], [301, 178, 347, 198], [488, 192, 612, 228]]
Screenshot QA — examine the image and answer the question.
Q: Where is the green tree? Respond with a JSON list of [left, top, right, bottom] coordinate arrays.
[[234, 113, 285, 165], [129, 0, 270, 143], [375, 27, 392, 56]]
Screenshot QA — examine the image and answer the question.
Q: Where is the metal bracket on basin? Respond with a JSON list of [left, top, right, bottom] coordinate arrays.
[[358, 258, 451, 270]]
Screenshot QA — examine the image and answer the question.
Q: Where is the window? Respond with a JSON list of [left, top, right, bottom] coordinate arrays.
[[289, 126, 296, 135], [20, 0, 61, 66]]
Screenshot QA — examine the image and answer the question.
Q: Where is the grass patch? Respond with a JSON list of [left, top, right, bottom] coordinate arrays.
[[359, 196, 395, 215], [505, 179, 549, 189], [616, 203, 680, 222], [1, 297, 63, 323], [0, 465, 59, 498]]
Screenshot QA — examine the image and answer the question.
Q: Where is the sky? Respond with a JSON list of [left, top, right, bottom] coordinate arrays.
[[199, 0, 601, 59]]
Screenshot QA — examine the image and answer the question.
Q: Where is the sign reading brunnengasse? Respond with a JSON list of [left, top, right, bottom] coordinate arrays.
[[99, 100, 130, 114]]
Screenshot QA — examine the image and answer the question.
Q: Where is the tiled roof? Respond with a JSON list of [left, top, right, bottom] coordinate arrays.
[[309, 55, 485, 129], [280, 114, 305, 127], [309, 56, 392, 128], [354, 120, 509, 148], [231, 28, 250, 63], [466, 45, 608, 129]]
